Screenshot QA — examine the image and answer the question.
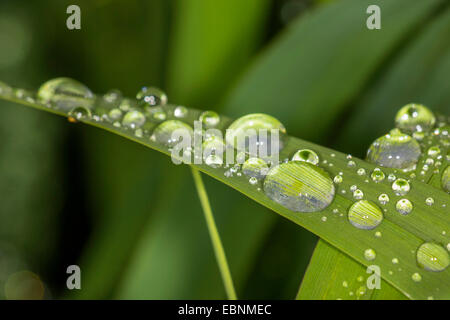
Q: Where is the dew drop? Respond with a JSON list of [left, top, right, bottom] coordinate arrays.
[[425, 197, 434, 206], [263, 161, 335, 212], [411, 273, 422, 282], [353, 189, 364, 200], [395, 103, 436, 133], [396, 199, 413, 215], [199, 111, 220, 128], [122, 110, 146, 129], [370, 168, 385, 183], [378, 193, 390, 205], [333, 175, 343, 184], [68, 106, 92, 122], [392, 178, 410, 196], [249, 177, 258, 185], [416, 242, 449, 272], [136, 86, 167, 106], [203, 136, 225, 168], [348, 200, 383, 230], [291, 149, 319, 165], [366, 129, 421, 171], [174, 106, 188, 118], [108, 108, 123, 121], [364, 249, 376, 261], [37, 77, 93, 111]]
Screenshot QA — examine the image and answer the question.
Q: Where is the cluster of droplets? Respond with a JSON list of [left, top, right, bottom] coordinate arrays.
[[13, 80, 450, 292]]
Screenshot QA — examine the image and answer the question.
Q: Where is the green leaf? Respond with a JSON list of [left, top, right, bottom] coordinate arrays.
[[0, 85, 448, 300], [297, 240, 407, 300]]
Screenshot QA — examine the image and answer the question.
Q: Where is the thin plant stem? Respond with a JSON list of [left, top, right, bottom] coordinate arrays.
[[190, 167, 238, 300]]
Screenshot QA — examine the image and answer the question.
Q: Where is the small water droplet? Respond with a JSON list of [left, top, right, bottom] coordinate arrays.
[[364, 248, 376, 261], [174, 106, 188, 118], [392, 178, 410, 196], [122, 110, 146, 129], [378, 193, 390, 205], [411, 273, 422, 282], [68, 106, 92, 122], [425, 197, 434, 206], [199, 111, 220, 128], [396, 199, 413, 215], [291, 149, 319, 165], [392, 258, 399, 264], [353, 189, 364, 200], [263, 161, 335, 212], [108, 108, 123, 121], [249, 177, 258, 185], [136, 86, 167, 106], [370, 168, 385, 183], [357, 168, 366, 176], [348, 200, 383, 230], [333, 175, 343, 184]]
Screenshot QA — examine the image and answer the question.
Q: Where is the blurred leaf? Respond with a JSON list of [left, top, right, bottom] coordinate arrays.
[[167, 0, 271, 107], [223, 0, 445, 142], [297, 240, 406, 300], [336, 5, 450, 156]]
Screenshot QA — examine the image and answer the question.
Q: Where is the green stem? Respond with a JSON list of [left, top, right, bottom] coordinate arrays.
[[190, 167, 238, 300]]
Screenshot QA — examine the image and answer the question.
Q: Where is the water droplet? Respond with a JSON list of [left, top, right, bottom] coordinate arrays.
[[226, 113, 286, 156], [151, 120, 193, 148], [0, 81, 12, 96], [348, 200, 383, 230], [103, 89, 122, 103], [333, 175, 343, 184], [411, 273, 422, 282], [356, 286, 366, 297], [321, 216, 327, 222], [375, 231, 382, 238], [122, 110, 146, 129], [357, 168, 366, 176], [291, 149, 319, 165], [395, 103, 435, 133], [392, 258, 399, 264], [108, 108, 123, 121], [366, 129, 421, 171], [242, 158, 269, 179], [37, 77, 93, 111], [199, 111, 220, 128], [174, 106, 188, 118], [68, 106, 92, 122], [396, 199, 413, 215], [370, 168, 385, 182], [263, 161, 335, 212], [427, 146, 441, 158], [203, 136, 225, 168], [353, 189, 364, 200], [442, 166, 450, 193], [392, 178, 410, 196], [364, 249, 376, 261], [249, 177, 258, 185], [425, 197, 434, 206], [342, 281, 348, 288], [136, 86, 167, 106], [416, 242, 449, 272]]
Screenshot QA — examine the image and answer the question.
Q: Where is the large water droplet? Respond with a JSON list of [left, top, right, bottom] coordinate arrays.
[[37, 77, 93, 111], [263, 161, 335, 212], [416, 242, 449, 272], [366, 129, 421, 171], [136, 86, 167, 106], [348, 200, 383, 230], [291, 149, 319, 165], [226, 113, 286, 156], [395, 103, 435, 133], [151, 120, 193, 148]]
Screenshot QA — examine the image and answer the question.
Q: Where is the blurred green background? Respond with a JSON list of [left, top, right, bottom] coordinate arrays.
[[0, 0, 448, 299]]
